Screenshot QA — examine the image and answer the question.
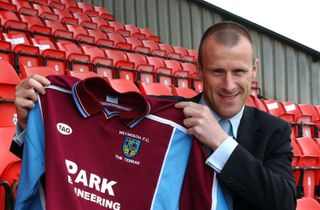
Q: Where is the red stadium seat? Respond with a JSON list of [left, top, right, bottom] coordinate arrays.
[[0, 10, 28, 31], [296, 197, 320, 210], [187, 49, 198, 62], [0, 60, 20, 99], [87, 29, 113, 47], [77, 2, 98, 17], [158, 43, 181, 59], [48, 0, 65, 10], [0, 127, 19, 175], [124, 24, 146, 39], [32, 3, 58, 21], [91, 16, 114, 32], [53, 8, 78, 25], [19, 65, 62, 79], [297, 104, 319, 138], [0, 160, 21, 210], [19, 14, 51, 35], [172, 86, 197, 98], [2, 31, 30, 47], [181, 62, 197, 74], [262, 99, 294, 121], [294, 137, 320, 198], [0, 126, 21, 210], [105, 78, 141, 93], [245, 95, 256, 108], [0, 0, 15, 11], [164, 59, 189, 88], [142, 40, 166, 57], [60, 0, 82, 13], [139, 28, 160, 42], [81, 45, 113, 78], [56, 40, 91, 72], [281, 101, 314, 138], [13, 44, 43, 71], [125, 37, 150, 54], [11, 0, 37, 16], [0, 40, 15, 65], [108, 21, 130, 36], [173, 46, 195, 62], [44, 19, 73, 40], [146, 56, 174, 87], [104, 49, 135, 81], [66, 24, 95, 44], [73, 13, 97, 29], [94, 6, 114, 21], [31, 36, 67, 75], [246, 97, 266, 112], [126, 52, 154, 83], [106, 32, 131, 50], [66, 70, 100, 80], [137, 82, 172, 96]]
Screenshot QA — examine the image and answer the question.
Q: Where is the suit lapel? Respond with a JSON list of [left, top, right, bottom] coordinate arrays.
[[236, 106, 262, 151]]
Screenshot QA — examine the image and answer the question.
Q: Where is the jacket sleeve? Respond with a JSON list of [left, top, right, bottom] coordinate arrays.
[[218, 121, 296, 210]]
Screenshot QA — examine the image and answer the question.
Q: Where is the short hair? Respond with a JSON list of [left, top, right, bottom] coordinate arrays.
[[198, 21, 253, 66]]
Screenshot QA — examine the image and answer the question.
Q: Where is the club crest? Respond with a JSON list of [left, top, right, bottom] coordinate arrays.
[[122, 136, 141, 158]]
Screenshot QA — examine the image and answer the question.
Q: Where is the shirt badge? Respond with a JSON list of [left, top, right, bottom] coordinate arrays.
[[122, 136, 141, 158]]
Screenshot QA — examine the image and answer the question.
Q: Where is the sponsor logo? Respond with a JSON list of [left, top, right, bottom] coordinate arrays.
[[65, 159, 121, 209], [57, 123, 72, 135], [122, 136, 140, 158]]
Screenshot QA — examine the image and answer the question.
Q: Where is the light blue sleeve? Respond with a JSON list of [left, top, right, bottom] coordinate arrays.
[[14, 100, 45, 210], [205, 137, 238, 173]]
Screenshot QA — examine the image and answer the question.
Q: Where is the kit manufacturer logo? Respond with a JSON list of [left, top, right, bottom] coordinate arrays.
[[57, 123, 72, 135]]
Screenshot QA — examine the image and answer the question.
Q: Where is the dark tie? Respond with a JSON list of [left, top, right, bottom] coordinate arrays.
[[216, 119, 232, 210]]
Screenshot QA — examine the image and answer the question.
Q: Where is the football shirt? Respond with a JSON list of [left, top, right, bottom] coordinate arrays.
[[15, 76, 214, 210]]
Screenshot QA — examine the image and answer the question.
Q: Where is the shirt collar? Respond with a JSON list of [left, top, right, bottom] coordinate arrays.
[[199, 95, 244, 138], [72, 77, 151, 127]]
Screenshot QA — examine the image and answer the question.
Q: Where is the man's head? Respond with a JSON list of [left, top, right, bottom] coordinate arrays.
[[198, 21, 259, 119]]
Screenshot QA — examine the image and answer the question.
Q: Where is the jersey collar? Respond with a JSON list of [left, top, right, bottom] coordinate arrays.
[[72, 77, 151, 127]]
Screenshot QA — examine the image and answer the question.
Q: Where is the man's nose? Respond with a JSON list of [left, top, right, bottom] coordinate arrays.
[[223, 73, 236, 90]]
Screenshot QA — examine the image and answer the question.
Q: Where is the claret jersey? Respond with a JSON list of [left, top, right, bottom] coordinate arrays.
[[15, 76, 214, 210]]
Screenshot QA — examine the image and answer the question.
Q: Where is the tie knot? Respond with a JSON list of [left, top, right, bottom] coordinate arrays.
[[219, 119, 233, 137]]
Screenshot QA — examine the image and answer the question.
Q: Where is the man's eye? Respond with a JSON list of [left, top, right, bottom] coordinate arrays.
[[233, 70, 246, 76], [211, 70, 223, 75]]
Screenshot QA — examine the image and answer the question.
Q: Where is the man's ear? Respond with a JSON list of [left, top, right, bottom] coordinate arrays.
[[252, 58, 259, 79]]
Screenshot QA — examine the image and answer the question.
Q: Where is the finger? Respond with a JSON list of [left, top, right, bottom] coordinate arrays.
[[16, 88, 38, 103], [15, 97, 36, 110], [19, 75, 50, 94], [183, 117, 201, 128], [30, 74, 51, 86], [182, 105, 208, 119], [175, 101, 195, 108]]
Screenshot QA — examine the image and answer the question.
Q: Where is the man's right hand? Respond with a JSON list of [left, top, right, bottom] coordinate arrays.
[[15, 75, 51, 129]]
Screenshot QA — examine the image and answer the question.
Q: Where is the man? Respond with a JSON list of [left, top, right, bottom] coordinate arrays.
[[12, 21, 296, 209]]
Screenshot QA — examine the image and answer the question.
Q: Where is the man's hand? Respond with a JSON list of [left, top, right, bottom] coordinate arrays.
[[175, 101, 228, 149], [15, 75, 51, 129]]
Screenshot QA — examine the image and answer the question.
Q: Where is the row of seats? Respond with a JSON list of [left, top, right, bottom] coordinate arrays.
[[246, 95, 320, 200], [0, 37, 203, 90], [0, 3, 198, 63]]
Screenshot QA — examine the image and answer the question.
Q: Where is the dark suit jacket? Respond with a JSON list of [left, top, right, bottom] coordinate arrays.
[[188, 94, 297, 210]]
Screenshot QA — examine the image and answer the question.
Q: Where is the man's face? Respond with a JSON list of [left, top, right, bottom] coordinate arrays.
[[199, 36, 258, 119]]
